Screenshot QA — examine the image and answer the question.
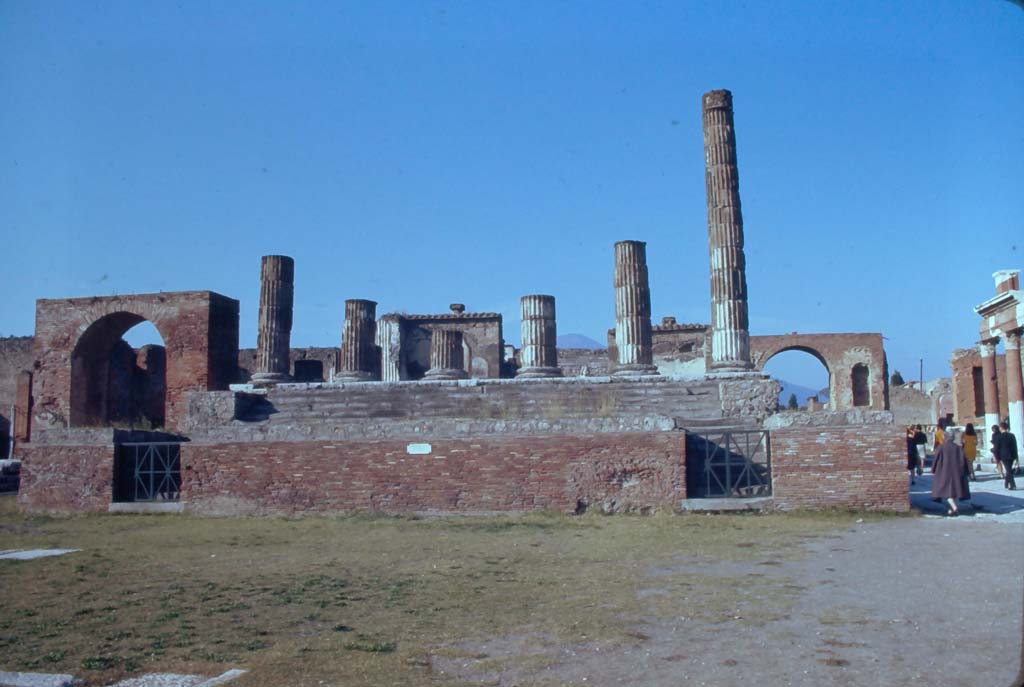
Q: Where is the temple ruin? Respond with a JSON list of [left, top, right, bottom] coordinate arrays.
[[4, 89, 906, 515]]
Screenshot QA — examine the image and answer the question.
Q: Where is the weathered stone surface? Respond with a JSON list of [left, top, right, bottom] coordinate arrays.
[[337, 299, 378, 382], [702, 89, 752, 371], [517, 295, 561, 378], [425, 329, 468, 380], [252, 255, 294, 383], [717, 376, 780, 422], [763, 409, 895, 429], [31, 292, 238, 433], [612, 241, 657, 376]]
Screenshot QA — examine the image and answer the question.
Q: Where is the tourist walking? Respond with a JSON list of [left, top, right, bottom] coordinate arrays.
[[994, 421, 1018, 490], [913, 424, 927, 474], [963, 423, 978, 481], [931, 428, 970, 516], [992, 424, 1005, 480], [906, 426, 919, 485]]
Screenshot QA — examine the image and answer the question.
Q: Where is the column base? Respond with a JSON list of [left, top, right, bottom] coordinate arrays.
[[424, 368, 469, 381], [612, 364, 659, 377], [335, 370, 377, 382], [516, 366, 563, 379], [250, 372, 290, 384]]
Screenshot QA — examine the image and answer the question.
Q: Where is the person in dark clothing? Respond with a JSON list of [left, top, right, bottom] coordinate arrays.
[[906, 426, 919, 485], [995, 421, 1018, 490], [931, 428, 970, 516], [913, 424, 927, 474]]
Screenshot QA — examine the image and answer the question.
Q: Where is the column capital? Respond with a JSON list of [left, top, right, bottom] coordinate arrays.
[[1005, 328, 1022, 349], [978, 338, 999, 355]]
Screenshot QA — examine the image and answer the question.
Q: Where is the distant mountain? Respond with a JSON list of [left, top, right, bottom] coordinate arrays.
[[557, 333, 605, 349], [776, 379, 824, 408]]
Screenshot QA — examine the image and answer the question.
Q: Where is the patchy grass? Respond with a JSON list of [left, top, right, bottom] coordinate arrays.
[[0, 507, 883, 686]]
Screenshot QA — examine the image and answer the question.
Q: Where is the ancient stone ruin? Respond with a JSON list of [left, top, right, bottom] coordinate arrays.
[[3, 90, 906, 516]]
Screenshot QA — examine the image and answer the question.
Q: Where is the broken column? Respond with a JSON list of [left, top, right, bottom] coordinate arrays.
[[1005, 329, 1024, 458], [376, 314, 403, 382], [425, 329, 468, 380], [252, 255, 294, 383], [702, 89, 752, 372], [517, 295, 562, 378], [613, 240, 658, 376], [337, 299, 378, 382]]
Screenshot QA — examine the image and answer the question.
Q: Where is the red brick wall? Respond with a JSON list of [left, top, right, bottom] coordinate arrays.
[[17, 443, 113, 513], [32, 291, 238, 433], [770, 426, 907, 511], [181, 432, 685, 516]]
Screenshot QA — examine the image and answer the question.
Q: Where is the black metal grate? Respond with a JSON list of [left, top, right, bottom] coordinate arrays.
[[685, 430, 771, 498], [114, 442, 181, 502]]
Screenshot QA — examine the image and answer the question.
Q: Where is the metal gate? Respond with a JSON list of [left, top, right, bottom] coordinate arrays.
[[685, 430, 771, 498], [114, 442, 181, 502]]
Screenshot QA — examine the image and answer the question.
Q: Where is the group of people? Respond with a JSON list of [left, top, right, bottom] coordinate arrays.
[[905, 419, 1020, 516]]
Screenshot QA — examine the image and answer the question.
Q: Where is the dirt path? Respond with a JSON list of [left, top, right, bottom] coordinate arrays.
[[433, 517, 1024, 687]]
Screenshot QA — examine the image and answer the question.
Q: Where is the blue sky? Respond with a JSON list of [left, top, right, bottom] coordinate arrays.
[[1, 1, 1021, 388]]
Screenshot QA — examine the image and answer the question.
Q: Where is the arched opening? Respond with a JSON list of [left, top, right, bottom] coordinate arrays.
[[70, 314, 167, 429], [851, 363, 870, 407], [762, 348, 831, 411]]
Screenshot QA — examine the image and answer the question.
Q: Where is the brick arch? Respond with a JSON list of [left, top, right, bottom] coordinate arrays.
[[32, 291, 239, 433], [750, 333, 889, 411], [70, 311, 167, 427]]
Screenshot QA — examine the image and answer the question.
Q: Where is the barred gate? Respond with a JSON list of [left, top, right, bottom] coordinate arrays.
[[113, 442, 181, 502], [685, 430, 772, 498]]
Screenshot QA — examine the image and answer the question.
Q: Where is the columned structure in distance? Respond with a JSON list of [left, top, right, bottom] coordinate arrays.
[[612, 241, 658, 376], [702, 89, 752, 372], [337, 299, 378, 382], [425, 329, 468, 380], [252, 255, 294, 383], [517, 295, 562, 378], [975, 268, 1024, 456]]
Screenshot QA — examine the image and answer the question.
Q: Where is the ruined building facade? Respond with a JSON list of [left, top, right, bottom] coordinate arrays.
[[8, 89, 905, 516]]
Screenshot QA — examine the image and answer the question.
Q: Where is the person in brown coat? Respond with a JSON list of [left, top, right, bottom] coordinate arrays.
[[931, 428, 970, 516]]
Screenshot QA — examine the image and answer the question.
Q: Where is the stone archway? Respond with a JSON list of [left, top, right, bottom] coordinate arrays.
[[759, 345, 832, 409], [32, 291, 239, 433], [70, 312, 168, 427], [750, 333, 889, 411]]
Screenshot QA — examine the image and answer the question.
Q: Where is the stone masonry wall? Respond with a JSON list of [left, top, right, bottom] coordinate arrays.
[[770, 425, 906, 511], [950, 348, 1009, 425], [0, 336, 34, 456], [16, 442, 114, 513], [180, 431, 685, 516]]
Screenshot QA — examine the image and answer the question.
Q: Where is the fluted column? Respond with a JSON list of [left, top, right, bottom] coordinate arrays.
[[613, 240, 658, 376], [376, 314, 403, 382], [703, 89, 752, 371], [1005, 329, 1024, 459], [517, 295, 562, 378], [252, 255, 294, 383], [337, 299, 378, 381], [979, 339, 1001, 456], [425, 329, 468, 380]]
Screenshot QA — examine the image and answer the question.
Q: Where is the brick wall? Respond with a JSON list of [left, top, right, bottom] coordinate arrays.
[[0, 336, 34, 455], [16, 443, 113, 513], [181, 432, 685, 516], [770, 425, 907, 511]]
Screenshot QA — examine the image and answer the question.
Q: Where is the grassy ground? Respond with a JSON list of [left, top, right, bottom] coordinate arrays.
[[0, 495, 899, 686]]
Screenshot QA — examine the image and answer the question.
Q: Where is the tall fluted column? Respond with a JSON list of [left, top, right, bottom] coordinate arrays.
[[252, 255, 294, 383], [376, 314, 403, 382], [517, 295, 562, 378], [425, 329, 468, 380], [613, 240, 658, 376], [1005, 329, 1024, 458], [703, 89, 752, 371], [979, 339, 1001, 456], [337, 299, 378, 381]]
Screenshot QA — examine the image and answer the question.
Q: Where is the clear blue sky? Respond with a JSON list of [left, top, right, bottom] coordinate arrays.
[[1, 1, 1021, 387]]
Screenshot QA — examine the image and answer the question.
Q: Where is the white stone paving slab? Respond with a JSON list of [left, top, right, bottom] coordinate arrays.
[[195, 670, 247, 687], [107, 671, 246, 687], [0, 550, 79, 561], [0, 672, 77, 687]]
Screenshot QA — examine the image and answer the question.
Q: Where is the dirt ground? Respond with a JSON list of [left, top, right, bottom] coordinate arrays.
[[429, 517, 1024, 687]]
